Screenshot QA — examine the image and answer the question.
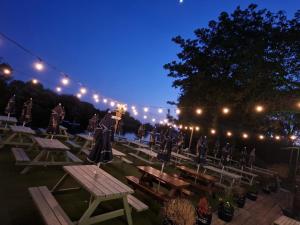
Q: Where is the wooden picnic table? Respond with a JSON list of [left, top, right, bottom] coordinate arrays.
[[203, 165, 242, 189], [176, 165, 216, 184], [0, 125, 36, 148], [74, 133, 94, 151], [273, 215, 300, 225], [245, 165, 277, 178], [20, 137, 82, 174], [137, 166, 190, 198], [127, 140, 149, 149], [225, 166, 258, 185], [0, 115, 17, 128], [128, 147, 158, 164], [52, 165, 135, 225], [171, 151, 192, 163], [41, 125, 70, 140]]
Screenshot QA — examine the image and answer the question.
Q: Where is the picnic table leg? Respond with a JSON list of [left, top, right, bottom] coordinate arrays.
[[51, 173, 69, 192], [0, 132, 17, 148], [123, 195, 133, 225], [78, 198, 101, 225], [20, 150, 46, 174]]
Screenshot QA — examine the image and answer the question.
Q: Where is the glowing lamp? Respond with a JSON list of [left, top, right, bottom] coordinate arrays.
[[255, 105, 264, 112], [290, 135, 297, 140], [158, 108, 163, 113], [222, 107, 230, 114], [32, 79, 38, 84], [61, 77, 69, 85], [3, 68, 11, 75], [196, 108, 202, 115], [56, 87, 62, 92], [259, 135, 265, 140], [143, 107, 149, 112], [275, 135, 280, 140], [195, 126, 200, 131], [211, 129, 216, 134], [110, 101, 115, 107], [227, 131, 232, 137], [176, 109, 181, 114], [103, 98, 108, 103], [76, 93, 82, 98], [80, 87, 87, 94], [242, 133, 248, 139], [34, 61, 44, 71], [152, 118, 156, 122]]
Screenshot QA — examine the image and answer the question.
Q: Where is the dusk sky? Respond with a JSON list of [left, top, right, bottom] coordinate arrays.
[[1, 0, 299, 120]]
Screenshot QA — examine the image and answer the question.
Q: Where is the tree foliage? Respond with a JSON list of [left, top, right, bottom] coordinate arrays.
[[164, 4, 300, 136]]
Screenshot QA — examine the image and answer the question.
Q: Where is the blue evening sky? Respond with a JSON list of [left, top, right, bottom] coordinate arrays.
[[1, 0, 299, 120]]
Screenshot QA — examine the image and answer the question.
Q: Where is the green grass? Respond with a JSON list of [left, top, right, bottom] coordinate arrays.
[[0, 142, 226, 225]]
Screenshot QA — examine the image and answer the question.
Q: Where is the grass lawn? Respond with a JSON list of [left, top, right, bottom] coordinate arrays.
[[0, 142, 224, 225]]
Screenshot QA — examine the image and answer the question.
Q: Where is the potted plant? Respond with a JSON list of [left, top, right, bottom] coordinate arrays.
[[162, 198, 196, 225], [218, 198, 234, 222], [196, 197, 212, 225], [246, 185, 258, 201], [233, 187, 246, 208]]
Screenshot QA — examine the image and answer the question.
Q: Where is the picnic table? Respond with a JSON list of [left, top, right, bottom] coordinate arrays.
[[273, 215, 300, 225], [40, 125, 70, 140], [18, 137, 82, 174], [244, 165, 277, 178], [171, 151, 192, 163], [203, 165, 242, 189], [51, 165, 147, 225], [127, 140, 149, 149], [73, 133, 94, 151], [0, 125, 36, 148], [177, 165, 216, 184], [137, 166, 190, 198], [0, 115, 17, 129], [225, 166, 258, 185]]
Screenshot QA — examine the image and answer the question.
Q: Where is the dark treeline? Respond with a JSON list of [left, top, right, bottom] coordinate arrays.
[[0, 77, 141, 133]]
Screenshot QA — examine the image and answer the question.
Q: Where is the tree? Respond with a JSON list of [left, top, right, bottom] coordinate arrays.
[[164, 4, 300, 137]]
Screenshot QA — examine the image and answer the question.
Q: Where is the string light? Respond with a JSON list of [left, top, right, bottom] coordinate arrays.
[[158, 108, 163, 113], [184, 126, 188, 130], [242, 133, 249, 139], [143, 115, 147, 119], [152, 118, 156, 122], [3, 68, 11, 75], [210, 129, 216, 135], [80, 87, 87, 94], [259, 135, 265, 140], [226, 131, 232, 137], [290, 135, 297, 140], [255, 105, 264, 112], [93, 94, 99, 100], [56, 86, 62, 93], [275, 135, 280, 140], [103, 98, 107, 104], [179, 125, 183, 129], [189, 127, 193, 130], [76, 93, 82, 99], [34, 61, 44, 71], [196, 108, 203, 115], [195, 126, 200, 131], [110, 101, 115, 107], [32, 79, 38, 84], [134, 111, 138, 116], [95, 98, 99, 103], [61, 77, 69, 85], [159, 121, 163, 124], [222, 107, 230, 114]]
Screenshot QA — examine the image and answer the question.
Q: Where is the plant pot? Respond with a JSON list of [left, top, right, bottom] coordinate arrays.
[[246, 192, 258, 201], [196, 213, 212, 225], [235, 196, 246, 208], [262, 186, 271, 194], [218, 202, 234, 222]]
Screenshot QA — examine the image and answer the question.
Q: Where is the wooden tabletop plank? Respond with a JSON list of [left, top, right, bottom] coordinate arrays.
[[225, 166, 257, 177], [65, 166, 108, 197], [33, 137, 70, 150], [10, 125, 36, 134], [171, 152, 191, 161], [137, 166, 189, 188], [0, 115, 17, 123], [112, 148, 126, 157], [136, 148, 157, 158], [85, 165, 133, 193], [176, 165, 216, 183], [79, 166, 122, 196]]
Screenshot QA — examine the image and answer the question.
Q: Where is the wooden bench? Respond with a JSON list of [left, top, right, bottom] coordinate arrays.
[[65, 151, 83, 164], [65, 140, 81, 149], [121, 157, 133, 164], [11, 148, 30, 164], [274, 215, 300, 225], [28, 186, 73, 225], [127, 194, 149, 212], [126, 176, 168, 202]]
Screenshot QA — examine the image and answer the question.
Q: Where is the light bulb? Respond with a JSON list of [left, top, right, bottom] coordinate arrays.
[[34, 61, 44, 71]]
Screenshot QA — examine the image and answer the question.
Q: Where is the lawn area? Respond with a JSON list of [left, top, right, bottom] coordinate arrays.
[[0, 143, 213, 225]]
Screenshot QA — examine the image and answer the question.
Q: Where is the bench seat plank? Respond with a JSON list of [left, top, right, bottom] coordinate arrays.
[[66, 151, 83, 163], [11, 148, 30, 162], [127, 194, 148, 212], [28, 186, 73, 225]]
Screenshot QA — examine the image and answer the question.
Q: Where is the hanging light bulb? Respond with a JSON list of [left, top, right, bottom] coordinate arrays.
[[103, 98, 107, 103], [3, 68, 11, 75], [80, 87, 87, 94], [152, 118, 156, 122], [222, 107, 230, 114], [143, 115, 147, 119], [110, 101, 115, 107], [195, 126, 200, 131], [275, 135, 280, 140], [32, 79, 38, 84], [255, 105, 264, 113], [34, 61, 44, 71], [158, 108, 163, 113], [184, 126, 188, 130], [210, 129, 216, 135], [76, 93, 82, 99], [189, 127, 193, 130], [196, 108, 203, 115], [176, 108, 181, 114], [143, 107, 149, 112], [259, 135, 265, 140], [134, 111, 138, 116], [61, 77, 69, 86], [179, 125, 183, 129], [290, 135, 297, 140], [226, 131, 232, 137], [93, 94, 99, 99], [56, 86, 62, 93], [242, 133, 249, 139], [159, 120, 163, 124]]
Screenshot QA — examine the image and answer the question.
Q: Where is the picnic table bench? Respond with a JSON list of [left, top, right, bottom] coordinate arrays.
[[273, 215, 300, 225], [171, 152, 192, 163], [0, 125, 36, 148], [128, 147, 158, 164], [49, 165, 148, 225], [39, 126, 70, 140], [127, 140, 149, 149], [203, 165, 242, 191], [74, 133, 94, 151], [126, 166, 190, 201], [13, 137, 82, 174]]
